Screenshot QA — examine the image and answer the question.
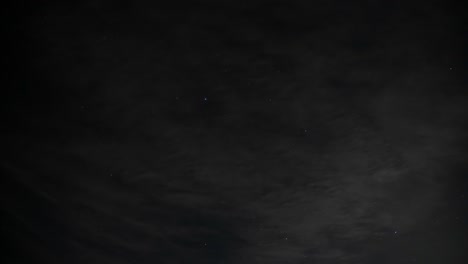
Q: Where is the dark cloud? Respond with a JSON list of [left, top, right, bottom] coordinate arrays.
[[2, 0, 467, 263]]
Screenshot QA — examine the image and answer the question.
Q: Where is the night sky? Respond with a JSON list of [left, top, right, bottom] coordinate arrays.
[[2, 0, 468, 263]]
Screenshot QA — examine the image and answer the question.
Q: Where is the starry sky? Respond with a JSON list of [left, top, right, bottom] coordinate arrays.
[[2, 0, 468, 263]]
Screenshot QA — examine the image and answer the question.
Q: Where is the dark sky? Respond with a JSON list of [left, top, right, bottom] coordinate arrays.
[[2, 0, 467, 263]]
